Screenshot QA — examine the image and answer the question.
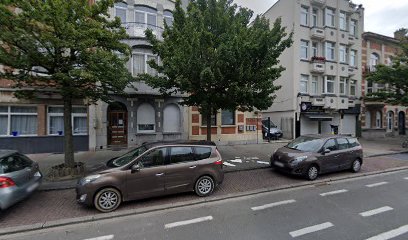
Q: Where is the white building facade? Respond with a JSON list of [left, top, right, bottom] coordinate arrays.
[[262, 0, 364, 139]]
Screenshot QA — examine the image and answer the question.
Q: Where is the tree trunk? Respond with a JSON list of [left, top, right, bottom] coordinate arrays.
[[63, 98, 75, 168], [206, 110, 212, 141]]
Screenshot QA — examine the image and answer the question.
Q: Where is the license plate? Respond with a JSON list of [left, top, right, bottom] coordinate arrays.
[[274, 161, 284, 167], [26, 182, 39, 193]]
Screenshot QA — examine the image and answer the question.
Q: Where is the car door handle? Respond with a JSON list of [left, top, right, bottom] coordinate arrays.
[[189, 166, 197, 169], [156, 173, 164, 176]]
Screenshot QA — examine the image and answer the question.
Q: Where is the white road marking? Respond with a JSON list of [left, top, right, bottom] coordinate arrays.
[[84, 235, 114, 240], [165, 216, 213, 229], [404, 177, 408, 180], [320, 189, 348, 196], [366, 182, 388, 188], [230, 159, 242, 163], [360, 206, 393, 217], [289, 222, 334, 238], [251, 157, 259, 160], [251, 199, 296, 211], [257, 161, 270, 165], [365, 224, 408, 240], [223, 162, 236, 167]]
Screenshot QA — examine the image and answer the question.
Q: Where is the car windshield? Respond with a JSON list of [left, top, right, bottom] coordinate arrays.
[[112, 146, 148, 167], [286, 136, 324, 152]]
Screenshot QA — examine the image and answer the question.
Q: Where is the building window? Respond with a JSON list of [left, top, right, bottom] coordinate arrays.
[[221, 110, 235, 125], [367, 81, 373, 94], [311, 76, 318, 95], [300, 6, 309, 26], [163, 10, 174, 27], [47, 106, 88, 135], [0, 106, 38, 136], [375, 111, 382, 129], [349, 49, 357, 67], [163, 104, 180, 133], [350, 19, 358, 37], [114, 2, 127, 23], [339, 45, 347, 63], [312, 8, 318, 27], [135, 6, 157, 30], [325, 76, 335, 94], [370, 53, 379, 72], [339, 77, 347, 95], [202, 113, 217, 126], [300, 74, 309, 94], [325, 42, 335, 61], [300, 40, 309, 60], [387, 111, 394, 131], [339, 12, 347, 30], [325, 8, 335, 27], [137, 103, 155, 133], [312, 42, 318, 57], [132, 53, 159, 76], [365, 111, 371, 128], [349, 80, 357, 96]]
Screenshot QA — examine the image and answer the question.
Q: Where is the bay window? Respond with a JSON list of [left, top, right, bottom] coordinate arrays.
[[325, 42, 335, 61], [135, 6, 157, 30], [325, 8, 335, 27], [301, 6, 309, 26], [132, 52, 159, 76], [0, 106, 38, 136], [300, 40, 309, 60], [300, 75, 309, 94], [114, 2, 127, 23], [163, 10, 174, 27]]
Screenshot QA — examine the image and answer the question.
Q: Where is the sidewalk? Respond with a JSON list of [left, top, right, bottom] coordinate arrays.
[[26, 138, 408, 190]]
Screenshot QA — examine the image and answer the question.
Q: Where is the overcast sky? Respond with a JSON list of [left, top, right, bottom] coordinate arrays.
[[233, 0, 408, 38]]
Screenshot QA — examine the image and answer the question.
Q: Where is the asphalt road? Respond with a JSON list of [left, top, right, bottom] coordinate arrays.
[[2, 169, 408, 240]]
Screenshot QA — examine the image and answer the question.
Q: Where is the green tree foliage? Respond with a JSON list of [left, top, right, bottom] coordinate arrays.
[[0, 0, 133, 167], [366, 29, 408, 106], [140, 0, 293, 140]]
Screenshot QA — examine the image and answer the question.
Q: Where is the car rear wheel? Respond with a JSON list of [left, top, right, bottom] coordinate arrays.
[[94, 188, 122, 213], [306, 165, 319, 181], [195, 176, 215, 197], [351, 159, 362, 173]]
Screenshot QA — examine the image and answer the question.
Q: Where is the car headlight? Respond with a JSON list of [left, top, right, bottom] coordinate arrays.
[[80, 174, 101, 185], [289, 156, 308, 167]]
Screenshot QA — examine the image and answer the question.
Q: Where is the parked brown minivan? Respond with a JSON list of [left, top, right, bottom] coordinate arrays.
[[271, 135, 363, 180], [76, 141, 224, 212]]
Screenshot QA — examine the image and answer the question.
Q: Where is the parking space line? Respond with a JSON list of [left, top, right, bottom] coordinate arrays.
[[366, 224, 408, 240], [359, 206, 393, 217], [84, 235, 114, 240], [165, 216, 213, 229], [257, 161, 270, 165], [223, 162, 236, 167], [230, 159, 242, 163], [404, 177, 408, 180], [320, 189, 348, 196], [366, 182, 388, 188], [251, 199, 296, 211], [289, 222, 334, 238]]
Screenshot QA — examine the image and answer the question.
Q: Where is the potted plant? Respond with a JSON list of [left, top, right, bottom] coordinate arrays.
[[12, 131, 18, 136]]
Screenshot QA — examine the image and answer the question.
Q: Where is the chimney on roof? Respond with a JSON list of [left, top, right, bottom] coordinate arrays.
[[394, 28, 408, 40]]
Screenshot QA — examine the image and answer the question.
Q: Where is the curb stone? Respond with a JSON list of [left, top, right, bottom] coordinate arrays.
[[2, 166, 408, 237]]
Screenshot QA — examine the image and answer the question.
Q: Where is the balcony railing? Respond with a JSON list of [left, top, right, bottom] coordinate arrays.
[[310, 27, 325, 40], [121, 22, 164, 39]]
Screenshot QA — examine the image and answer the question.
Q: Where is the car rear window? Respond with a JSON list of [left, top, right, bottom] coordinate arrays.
[[337, 138, 349, 150], [194, 147, 212, 160], [348, 138, 360, 148], [0, 155, 32, 174]]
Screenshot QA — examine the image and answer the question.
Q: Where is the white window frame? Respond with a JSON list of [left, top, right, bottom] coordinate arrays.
[[325, 42, 335, 61], [339, 12, 347, 30], [132, 52, 159, 76], [349, 80, 357, 96], [0, 106, 38, 136], [350, 19, 358, 37], [135, 9, 157, 28], [300, 74, 309, 94], [339, 45, 347, 63], [47, 106, 88, 136], [349, 49, 357, 67], [370, 53, 379, 72], [312, 42, 318, 57], [325, 76, 335, 94], [300, 6, 309, 26], [311, 76, 318, 95], [300, 40, 309, 60], [114, 3, 127, 23], [325, 8, 335, 27], [339, 77, 347, 95], [312, 8, 318, 27]]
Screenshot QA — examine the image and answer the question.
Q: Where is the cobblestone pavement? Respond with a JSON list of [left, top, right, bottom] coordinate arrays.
[[0, 154, 407, 229]]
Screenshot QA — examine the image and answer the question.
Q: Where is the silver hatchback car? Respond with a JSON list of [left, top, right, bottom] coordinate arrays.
[[0, 150, 42, 211]]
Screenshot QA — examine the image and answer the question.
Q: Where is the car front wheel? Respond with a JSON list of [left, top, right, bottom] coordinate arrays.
[[351, 159, 362, 173], [306, 165, 319, 181], [94, 188, 122, 213], [195, 176, 215, 197]]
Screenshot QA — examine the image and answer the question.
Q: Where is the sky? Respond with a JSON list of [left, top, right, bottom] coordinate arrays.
[[233, 0, 408, 38]]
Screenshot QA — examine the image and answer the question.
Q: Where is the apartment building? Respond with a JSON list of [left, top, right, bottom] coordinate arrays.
[[88, 0, 189, 150], [262, 0, 364, 139], [361, 31, 407, 138]]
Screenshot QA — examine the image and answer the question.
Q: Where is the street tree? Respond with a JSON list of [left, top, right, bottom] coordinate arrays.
[[139, 0, 293, 141], [366, 28, 408, 106], [0, 0, 133, 170]]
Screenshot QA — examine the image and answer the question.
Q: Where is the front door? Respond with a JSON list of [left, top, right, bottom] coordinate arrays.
[[318, 139, 340, 173], [165, 146, 197, 193], [125, 147, 167, 201], [108, 111, 127, 145], [399, 111, 406, 135]]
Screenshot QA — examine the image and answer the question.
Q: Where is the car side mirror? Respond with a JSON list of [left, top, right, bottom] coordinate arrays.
[[322, 148, 331, 155], [131, 163, 141, 173]]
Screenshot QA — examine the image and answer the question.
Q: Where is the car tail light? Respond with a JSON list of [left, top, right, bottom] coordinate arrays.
[[214, 159, 223, 165], [0, 177, 16, 188]]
